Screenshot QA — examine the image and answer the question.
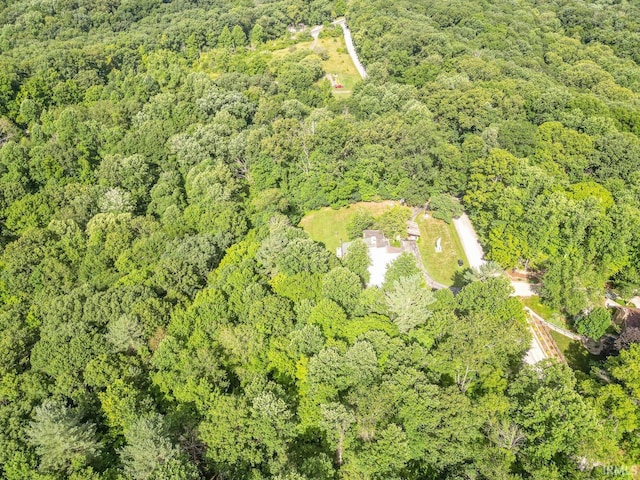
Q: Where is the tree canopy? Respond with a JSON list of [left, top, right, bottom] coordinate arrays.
[[0, 0, 639, 477]]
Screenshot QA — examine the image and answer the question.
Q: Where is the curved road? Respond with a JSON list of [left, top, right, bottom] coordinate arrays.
[[453, 213, 537, 296], [310, 25, 323, 50], [324, 18, 575, 364], [404, 239, 450, 291]]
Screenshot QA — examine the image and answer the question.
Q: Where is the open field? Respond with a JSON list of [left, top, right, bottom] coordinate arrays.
[[299, 201, 407, 252], [415, 215, 468, 287], [272, 36, 361, 94]]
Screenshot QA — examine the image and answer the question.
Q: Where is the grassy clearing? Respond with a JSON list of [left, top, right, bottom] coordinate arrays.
[[415, 215, 468, 287], [272, 36, 361, 95], [198, 29, 361, 96], [549, 330, 593, 373], [520, 296, 569, 329], [299, 201, 408, 252], [315, 37, 361, 93]]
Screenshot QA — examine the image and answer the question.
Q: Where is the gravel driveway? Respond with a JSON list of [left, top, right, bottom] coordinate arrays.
[[453, 214, 485, 270]]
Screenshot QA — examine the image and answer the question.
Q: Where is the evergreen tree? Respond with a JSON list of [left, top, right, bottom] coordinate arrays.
[[27, 400, 101, 474], [217, 26, 233, 49], [231, 26, 247, 49], [121, 413, 199, 480], [249, 24, 265, 46]]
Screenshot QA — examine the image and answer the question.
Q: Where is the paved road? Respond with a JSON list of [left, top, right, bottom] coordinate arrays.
[[453, 214, 485, 270], [524, 331, 547, 365], [332, 18, 368, 79], [604, 297, 622, 308], [511, 281, 537, 297], [526, 309, 567, 364], [452, 214, 539, 297], [448, 212, 600, 365], [450, 213, 571, 364]]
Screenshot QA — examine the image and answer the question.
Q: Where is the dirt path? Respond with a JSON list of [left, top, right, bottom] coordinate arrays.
[[332, 18, 368, 79], [310, 25, 323, 50]]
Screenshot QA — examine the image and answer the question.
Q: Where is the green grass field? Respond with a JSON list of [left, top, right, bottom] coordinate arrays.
[[299, 201, 409, 252], [520, 296, 569, 329], [272, 36, 362, 95], [301, 206, 469, 286], [415, 215, 468, 286], [549, 330, 593, 373], [315, 37, 361, 94]]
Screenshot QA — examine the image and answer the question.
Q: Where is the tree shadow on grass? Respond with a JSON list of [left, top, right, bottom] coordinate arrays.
[[451, 269, 469, 289], [564, 341, 599, 374]]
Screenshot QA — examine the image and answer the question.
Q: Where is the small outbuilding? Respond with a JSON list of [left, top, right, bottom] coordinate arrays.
[[406, 221, 420, 241], [363, 230, 387, 248]]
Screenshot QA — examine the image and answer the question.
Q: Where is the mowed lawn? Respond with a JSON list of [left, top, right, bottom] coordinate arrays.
[[299, 201, 407, 252], [416, 215, 468, 286], [520, 295, 569, 329], [315, 36, 361, 94], [549, 330, 593, 373]]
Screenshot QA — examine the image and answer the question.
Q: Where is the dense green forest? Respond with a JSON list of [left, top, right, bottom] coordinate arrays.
[[0, 0, 640, 478]]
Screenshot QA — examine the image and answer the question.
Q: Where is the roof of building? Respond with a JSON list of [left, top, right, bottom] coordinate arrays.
[[363, 230, 386, 247], [363, 229, 384, 238], [367, 245, 402, 287], [407, 221, 420, 237], [336, 241, 353, 259], [614, 307, 640, 330], [339, 230, 408, 287]]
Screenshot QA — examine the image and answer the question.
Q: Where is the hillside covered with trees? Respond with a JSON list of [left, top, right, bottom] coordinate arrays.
[[0, 0, 639, 478]]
